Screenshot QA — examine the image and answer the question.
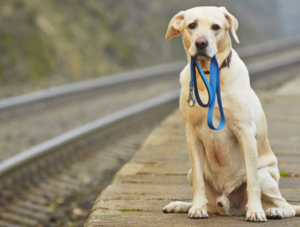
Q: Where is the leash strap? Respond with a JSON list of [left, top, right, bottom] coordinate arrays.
[[188, 56, 225, 130]]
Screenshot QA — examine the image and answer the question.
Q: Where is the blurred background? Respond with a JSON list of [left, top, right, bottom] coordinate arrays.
[[0, 1, 300, 226], [1, 0, 300, 98]]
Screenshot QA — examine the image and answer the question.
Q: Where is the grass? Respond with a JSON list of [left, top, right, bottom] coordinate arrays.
[[280, 172, 291, 177], [119, 209, 141, 212]]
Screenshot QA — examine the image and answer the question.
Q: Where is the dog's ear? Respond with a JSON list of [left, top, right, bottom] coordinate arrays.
[[220, 7, 240, 43], [165, 11, 185, 41]]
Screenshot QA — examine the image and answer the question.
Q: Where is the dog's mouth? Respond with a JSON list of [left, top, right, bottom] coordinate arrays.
[[193, 52, 212, 61]]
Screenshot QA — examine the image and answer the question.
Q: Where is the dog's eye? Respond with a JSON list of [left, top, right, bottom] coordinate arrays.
[[188, 23, 196, 29], [212, 24, 220, 31]]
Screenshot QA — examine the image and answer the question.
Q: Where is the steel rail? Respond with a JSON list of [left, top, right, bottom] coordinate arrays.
[[0, 62, 184, 111], [237, 34, 300, 59], [0, 35, 300, 113], [248, 48, 300, 75], [0, 89, 180, 180]]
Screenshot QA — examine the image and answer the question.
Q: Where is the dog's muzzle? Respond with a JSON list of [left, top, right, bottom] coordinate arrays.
[[193, 38, 211, 59], [195, 37, 208, 50]]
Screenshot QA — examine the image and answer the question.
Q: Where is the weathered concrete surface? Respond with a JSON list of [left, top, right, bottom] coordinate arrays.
[[85, 93, 300, 227]]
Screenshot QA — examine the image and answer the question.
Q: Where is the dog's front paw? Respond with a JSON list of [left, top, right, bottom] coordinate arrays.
[[188, 206, 209, 219], [246, 207, 267, 222]]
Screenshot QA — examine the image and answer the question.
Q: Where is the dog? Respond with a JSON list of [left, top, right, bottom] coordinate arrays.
[[162, 6, 300, 222]]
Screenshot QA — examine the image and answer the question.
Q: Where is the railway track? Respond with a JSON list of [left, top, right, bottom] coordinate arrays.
[[0, 35, 300, 226], [0, 91, 179, 227], [1, 35, 300, 162]]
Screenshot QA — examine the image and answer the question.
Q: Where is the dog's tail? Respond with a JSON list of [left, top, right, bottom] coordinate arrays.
[[292, 205, 300, 216]]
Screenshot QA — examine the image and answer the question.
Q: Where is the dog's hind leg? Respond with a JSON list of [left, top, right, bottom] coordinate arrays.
[[292, 206, 300, 216], [163, 201, 192, 213], [162, 169, 193, 213], [259, 167, 296, 219], [162, 169, 194, 213]]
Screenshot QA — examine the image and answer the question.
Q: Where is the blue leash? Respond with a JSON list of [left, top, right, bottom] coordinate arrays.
[[187, 56, 225, 130]]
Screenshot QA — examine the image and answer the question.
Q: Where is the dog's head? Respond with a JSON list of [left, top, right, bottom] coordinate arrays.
[[166, 7, 239, 60]]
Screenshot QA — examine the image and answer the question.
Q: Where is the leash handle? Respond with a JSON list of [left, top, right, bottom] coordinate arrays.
[[189, 56, 225, 130]]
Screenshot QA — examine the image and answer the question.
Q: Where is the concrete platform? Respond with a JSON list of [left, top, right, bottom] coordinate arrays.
[[85, 92, 300, 227]]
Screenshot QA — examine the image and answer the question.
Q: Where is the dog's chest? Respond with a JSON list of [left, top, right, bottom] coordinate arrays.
[[199, 126, 247, 194], [200, 126, 236, 166]]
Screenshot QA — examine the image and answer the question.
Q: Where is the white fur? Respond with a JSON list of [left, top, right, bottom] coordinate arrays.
[[163, 6, 297, 222]]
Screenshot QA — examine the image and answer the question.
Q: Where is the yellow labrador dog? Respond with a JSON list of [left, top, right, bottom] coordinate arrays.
[[162, 6, 300, 222]]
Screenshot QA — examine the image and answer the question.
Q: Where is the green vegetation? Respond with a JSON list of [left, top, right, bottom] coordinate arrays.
[[120, 209, 141, 212], [280, 172, 291, 177], [0, 1, 55, 85]]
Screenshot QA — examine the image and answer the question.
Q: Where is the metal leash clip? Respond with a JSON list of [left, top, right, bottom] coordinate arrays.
[[187, 85, 195, 107]]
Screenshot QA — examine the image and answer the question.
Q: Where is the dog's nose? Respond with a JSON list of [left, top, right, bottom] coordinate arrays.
[[195, 38, 208, 50]]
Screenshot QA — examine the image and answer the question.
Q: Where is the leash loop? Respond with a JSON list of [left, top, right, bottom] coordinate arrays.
[[188, 56, 225, 130], [189, 58, 213, 107]]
